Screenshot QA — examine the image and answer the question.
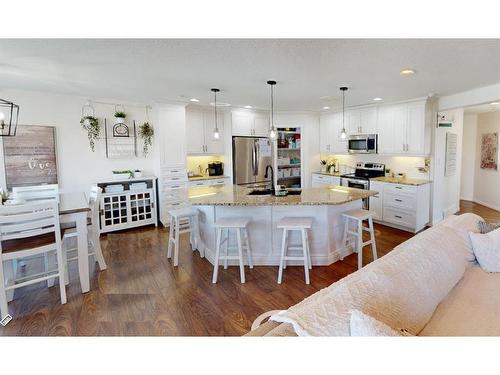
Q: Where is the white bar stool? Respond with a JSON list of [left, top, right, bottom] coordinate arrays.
[[341, 209, 377, 270], [212, 217, 253, 284], [167, 207, 203, 267], [277, 217, 313, 285]]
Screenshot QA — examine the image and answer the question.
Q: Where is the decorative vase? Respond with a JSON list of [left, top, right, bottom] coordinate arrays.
[[115, 116, 126, 124], [321, 166, 327, 173], [134, 171, 143, 178]]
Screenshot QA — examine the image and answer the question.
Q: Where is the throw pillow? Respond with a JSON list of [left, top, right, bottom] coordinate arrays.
[[349, 310, 412, 337], [478, 221, 500, 234], [469, 228, 500, 272]]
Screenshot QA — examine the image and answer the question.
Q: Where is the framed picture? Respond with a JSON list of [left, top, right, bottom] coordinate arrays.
[[480, 133, 498, 170], [3, 125, 58, 189]]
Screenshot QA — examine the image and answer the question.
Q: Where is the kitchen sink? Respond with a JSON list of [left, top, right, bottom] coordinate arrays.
[[247, 189, 273, 196]]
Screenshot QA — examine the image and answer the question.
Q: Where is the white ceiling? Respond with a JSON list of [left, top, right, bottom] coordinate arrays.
[[464, 103, 500, 114], [1, 39, 500, 111]]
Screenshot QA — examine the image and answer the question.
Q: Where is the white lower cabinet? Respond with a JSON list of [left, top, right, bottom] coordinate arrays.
[[189, 177, 230, 187], [368, 181, 384, 221], [370, 180, 430, 233]]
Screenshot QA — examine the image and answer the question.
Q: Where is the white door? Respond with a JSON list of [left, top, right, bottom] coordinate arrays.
[[232, 112, 253, 136], [406, 102, 425, 155], [204, 111, 224, 154], [392, 104, 408, 154], [186, 109, 205, 154], [253, 115, 270, 137], [359, 107, 378, 134]]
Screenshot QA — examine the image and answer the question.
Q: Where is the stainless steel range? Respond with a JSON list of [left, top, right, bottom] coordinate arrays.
[[340, 162, 385, 209]]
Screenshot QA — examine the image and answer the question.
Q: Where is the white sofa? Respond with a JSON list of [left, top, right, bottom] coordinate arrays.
[[248, 213, 498, 336]]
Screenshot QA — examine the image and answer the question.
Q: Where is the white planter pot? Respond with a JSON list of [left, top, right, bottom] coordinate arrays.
[[134, 171, 143, 178], [115, 117, 126, 124]]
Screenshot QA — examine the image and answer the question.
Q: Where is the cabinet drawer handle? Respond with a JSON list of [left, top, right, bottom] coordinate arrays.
[[395, 199, 402, 202], [395, 215, 402, 219], [395, 187, 403, 189]]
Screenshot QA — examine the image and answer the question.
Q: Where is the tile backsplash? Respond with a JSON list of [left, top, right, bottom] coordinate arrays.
[[322, 154, 430, 179], [187, 155, 225, 175]]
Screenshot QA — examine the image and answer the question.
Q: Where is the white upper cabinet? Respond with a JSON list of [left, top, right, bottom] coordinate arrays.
[[320, 99, 430, 156], [186, 109, 205, 154], [186, 108, 224, 155], [406, 101, 426, 155], [319, 112, 346, 154], [359, 107, 378, 134], [232, 112, 253, 136], [253, 115, 270, 136], [156, 105, 186, 166], [231, 111, 269, 136]]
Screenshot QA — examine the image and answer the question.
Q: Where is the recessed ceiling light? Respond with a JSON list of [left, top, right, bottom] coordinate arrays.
[[373, 97, 383, 101], [400, 69, 416, 76], [189, 98, 199, 102], [323, 106, 330, 110], [490, 102, 499, 105], [244, 105, 253, 109]]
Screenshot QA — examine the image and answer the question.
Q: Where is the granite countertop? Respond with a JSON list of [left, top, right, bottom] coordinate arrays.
[[188, 184, 377, 206], [188, 175, 230, 181], [371, 176, 431, 186], [313, 171, 342, 177]]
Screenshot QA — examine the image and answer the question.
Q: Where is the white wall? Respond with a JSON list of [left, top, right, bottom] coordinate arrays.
[[473, 110, 500, 210], [431, 108, 464, 223], [460, 114, 478, 200], [0, 88, 159, 193]]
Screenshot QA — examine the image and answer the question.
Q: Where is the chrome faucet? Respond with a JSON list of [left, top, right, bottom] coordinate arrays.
[[264, 165, 275, 194]]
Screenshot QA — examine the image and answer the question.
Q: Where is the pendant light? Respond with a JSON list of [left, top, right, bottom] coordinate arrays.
[[211, 88, 221, 140], [0, 98, 19, 137], [340, 86, 348, 140], [267, 80, 277, 140]]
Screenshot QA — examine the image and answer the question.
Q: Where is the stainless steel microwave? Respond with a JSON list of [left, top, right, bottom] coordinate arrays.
[[348, 134, 378, 154]]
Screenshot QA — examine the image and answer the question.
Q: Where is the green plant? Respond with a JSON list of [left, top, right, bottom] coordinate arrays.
[[114, 111, 126, 118], [320, 159, 327, 166], [80, 116, 100, 152], [139, 122, 154, 156], [0, 188, 9, 203], [113, 170, 133, 178]]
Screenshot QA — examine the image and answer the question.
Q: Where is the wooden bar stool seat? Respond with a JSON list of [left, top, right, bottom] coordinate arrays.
[[341, 209, 377, 270], [277, 217, 313, 285], [167, 207, 202, 267], [212, 217, 253, 284]]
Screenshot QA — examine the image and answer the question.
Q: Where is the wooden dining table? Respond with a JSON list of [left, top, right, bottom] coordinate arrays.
[[4, 192, 91, 302], [58, 192, 91, 293]]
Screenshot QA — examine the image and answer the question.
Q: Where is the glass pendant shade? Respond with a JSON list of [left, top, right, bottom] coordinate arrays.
[[0, 98, 19, 136], [268, 127, 277, 140], [211, 88, 220, 141], [267, 80, 277, 141]]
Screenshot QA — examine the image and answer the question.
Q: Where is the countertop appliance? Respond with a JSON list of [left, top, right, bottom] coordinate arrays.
[[207, 161, 224, 176], [348, 134, 378, 154], [232, 136, 272, 187], [340, 162, 385, 209]]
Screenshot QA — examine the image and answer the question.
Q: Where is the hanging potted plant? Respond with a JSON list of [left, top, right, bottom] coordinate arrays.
[[139, 121, 154, 156], [80, 102, 100, 152], [114, 110, 126, 124]]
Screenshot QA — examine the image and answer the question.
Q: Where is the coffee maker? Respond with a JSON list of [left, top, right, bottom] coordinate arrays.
[[207, 161, 224, 176]]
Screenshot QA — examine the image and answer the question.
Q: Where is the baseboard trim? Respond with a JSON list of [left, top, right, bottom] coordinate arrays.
[[470, 199, 500, 212]]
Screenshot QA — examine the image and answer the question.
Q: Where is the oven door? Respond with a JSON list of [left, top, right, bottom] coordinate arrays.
[[348, 136, 369, 154], [341, 178, 369, 209]]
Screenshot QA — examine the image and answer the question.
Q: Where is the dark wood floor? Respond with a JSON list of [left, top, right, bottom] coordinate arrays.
[[1, 200, 498, 336]]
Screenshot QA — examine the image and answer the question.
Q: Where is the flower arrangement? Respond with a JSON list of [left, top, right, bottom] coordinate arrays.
[[80, 115, 100, 152], [0, 188, 9, 204], [139, 122, 154, 156]]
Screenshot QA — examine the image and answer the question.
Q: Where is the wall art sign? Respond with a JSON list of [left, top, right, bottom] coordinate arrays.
[[3, 125, 58, 189], [445, 132, 458, 176], [480, 132, 498, 170]]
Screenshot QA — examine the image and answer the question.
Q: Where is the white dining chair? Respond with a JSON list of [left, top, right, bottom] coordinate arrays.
[[12, 184, 59, 202], [0, 200, 67, 320], [11, 184, 59, 278], [61, 186, 107, 281]]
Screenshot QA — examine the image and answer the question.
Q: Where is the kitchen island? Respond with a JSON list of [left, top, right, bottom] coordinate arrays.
[[188, 184, 377, 266]]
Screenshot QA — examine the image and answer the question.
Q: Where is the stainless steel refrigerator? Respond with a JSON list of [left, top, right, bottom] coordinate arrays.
[[232, 136, 273, 186]]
